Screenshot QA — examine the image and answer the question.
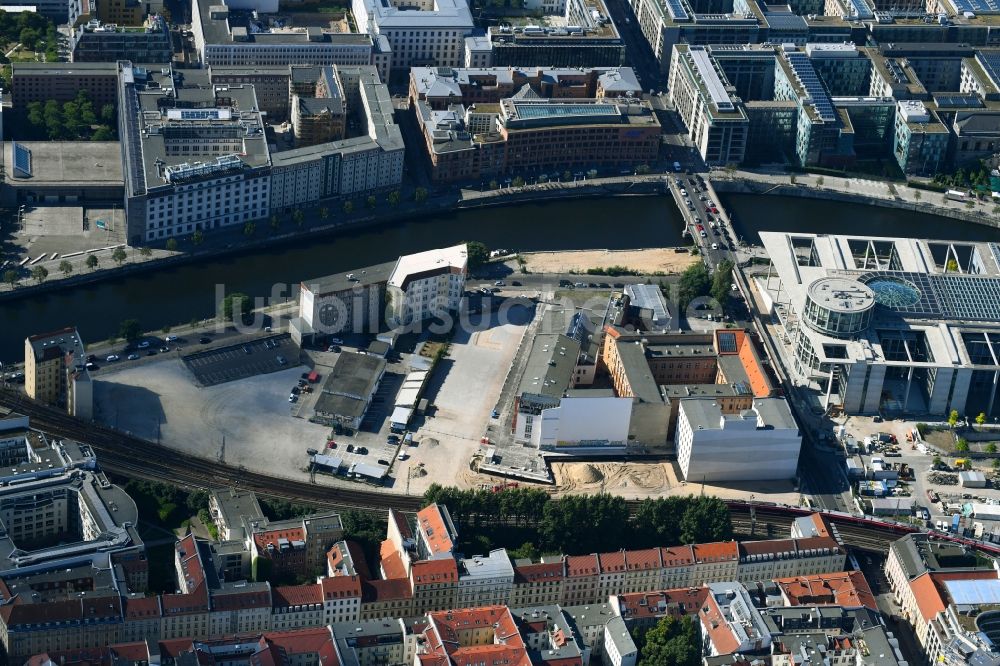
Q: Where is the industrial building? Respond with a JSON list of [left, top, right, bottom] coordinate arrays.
[[294, 260, 395, 342], [313, 351, 387, 430], [759, 231, 1000, 418]]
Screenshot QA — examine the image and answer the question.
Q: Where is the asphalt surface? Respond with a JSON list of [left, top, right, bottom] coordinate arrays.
[[183, 333, 297, 387]]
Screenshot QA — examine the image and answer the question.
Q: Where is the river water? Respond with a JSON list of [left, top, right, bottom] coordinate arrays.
[[0, 194, 994, 360]]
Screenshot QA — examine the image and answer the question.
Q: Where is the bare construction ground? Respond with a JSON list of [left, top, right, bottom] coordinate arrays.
[[551, 461, 802, 503], [518, 248, 696, 275]]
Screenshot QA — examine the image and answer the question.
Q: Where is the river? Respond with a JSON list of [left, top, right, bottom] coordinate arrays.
[[0, 193, 995, 360]]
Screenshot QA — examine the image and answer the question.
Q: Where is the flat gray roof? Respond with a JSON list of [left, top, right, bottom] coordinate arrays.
[[315, 352, 386, 419], [518, 333, 580, 399], [5, 141, 123, 184], [301, 260, 396, 296]]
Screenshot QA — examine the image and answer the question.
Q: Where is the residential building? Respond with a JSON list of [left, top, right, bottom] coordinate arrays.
[[12, 62, 120, 110], [295, 261, 395, 342], [774, 571, 879, 611], [760, 606, 904, 666], [95, 0, 147, 26], [675, 397, 802, 482], [415, 605, 533, 665], [24, 327, 92, 418], [758, 231, 1000, 418], [512, 605, 590, 665], [351, 0, 474, 72], [700, 582, 772, 655], [386, 243, 468, 325], [118, 62, 272, 245], [738, 537, 846, 583], [70, 15, 172, 63], [456, 549, 515, 608]]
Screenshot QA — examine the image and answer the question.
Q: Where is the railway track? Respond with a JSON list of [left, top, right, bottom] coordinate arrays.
[[0, 390, 956, 555]]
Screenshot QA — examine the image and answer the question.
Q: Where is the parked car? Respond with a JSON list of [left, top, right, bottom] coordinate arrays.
[[137, 341, 150, 349], [494, 280, 505, 286], [106, 354, 120, 362], [127, 354, 139, 360], [398, 452, 407, 461], [146, 350, 157, 356], [276, 355, 287, 365], [288, 394, 297, 403], [199, 337, 211, 344], [165, 335, 178, 342]]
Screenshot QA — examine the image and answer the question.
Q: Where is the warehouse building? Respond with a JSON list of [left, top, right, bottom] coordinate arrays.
[[313, 352, 387, 429]]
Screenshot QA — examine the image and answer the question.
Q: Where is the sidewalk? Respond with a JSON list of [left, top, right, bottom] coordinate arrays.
[[715, 167, 1000, 224]]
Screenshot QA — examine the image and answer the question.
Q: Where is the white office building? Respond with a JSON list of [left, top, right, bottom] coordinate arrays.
[[759, 231, 1000, 419], [676, 397, 801, 482], [352, 0, 474, 72], [386, 244, 468, 325]]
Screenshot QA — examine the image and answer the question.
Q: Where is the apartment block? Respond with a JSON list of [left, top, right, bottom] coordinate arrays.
[[70, 15, 172, 63], [12, 62, 120, 110], [24, 327, 92, 418]]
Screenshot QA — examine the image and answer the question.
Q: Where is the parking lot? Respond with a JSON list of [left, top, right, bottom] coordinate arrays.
[[183, 334, 297, 386]]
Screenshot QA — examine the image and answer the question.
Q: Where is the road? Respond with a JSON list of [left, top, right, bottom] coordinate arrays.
[[602, 0, 663, 92]]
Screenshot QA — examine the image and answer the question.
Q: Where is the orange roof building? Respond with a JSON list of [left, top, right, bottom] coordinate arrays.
[[775, 571, 878, 611]]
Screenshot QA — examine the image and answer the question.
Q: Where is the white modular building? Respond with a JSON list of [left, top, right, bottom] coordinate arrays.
[[676, 397, 802, 482]]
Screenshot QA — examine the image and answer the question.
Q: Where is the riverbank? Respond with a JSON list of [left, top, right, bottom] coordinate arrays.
[[519, 248, 696, 275], [712, 168, 1000, 229], [0, 175, 669, 302]]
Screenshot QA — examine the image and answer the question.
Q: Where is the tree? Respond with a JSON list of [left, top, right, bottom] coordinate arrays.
[[269, 214, 280, 231], [343, 200, 354, 214], [636, 164, 651, 175], [85, 254, 99, 271], [680, 496, 732, 544], [677, 262, 711, 309], [2, 269, 16, 289], [932, 454, 943, 469], [465, 241, 490, 271], [165, 238, 178, 252], [366, 195, 377, 209], [139, 247, 152, 259], [914, 190, 922, 201], [243, 221, 256, 236], [948, 409, 960, 428], [100, 103, 115, 124], [563, 171, 572, 182], [319, 207, 329, 221], [30, 265, 48, 284], [710, 260, 734, 310], [111, 246, 127, 267], [222, 292, 254, 323], [26, 100, 42, 127], [414, 187, 428, 203], [192, 229, 204, 246], [957, 438, 970, 453], [388, 190, 401, 206], [987, 443, 997, 454], [816, 176, 824, 187], [58, 260, 72, 277], [292, 209, 304, 227], [994, 458, 1000, 472], [637, 615, 701, 666], [43, 99, 61, 140], [91, 126, 114, 141], [489, 179, 499, 190], [512, 176, 525, 188], [118, 318, 142, 343], [977, 412, 987, 426]]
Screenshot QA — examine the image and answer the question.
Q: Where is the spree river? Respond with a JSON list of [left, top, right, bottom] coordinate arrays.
[[0, 193, 995, 360]]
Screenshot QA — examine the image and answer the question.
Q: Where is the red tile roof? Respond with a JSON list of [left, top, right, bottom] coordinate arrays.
[[566, 554, 600, 577], [380, 539, 409, 580], [254, 527, 307, 552], [362, 578, 413, 603], [599, 551, 626, 573], [411, 558, 458, 585], [123, 595, 161, 619], [322, 575, 362, 599], [775, 571, 878, 611], [660, 546, 695, 568], [700, 593, 740, 655], [266, 626, 338, 659], [175, 534, 206, 593], [211, 587, 271, 612], [416, 504, 455, 557], [625, 548, 663, 572], [391, 509, 414, 540], [911, 570, 1000, 623], [692, 542, 738, 563], [615, 587, 708, 621], [424, 606, 531, 666], [273, 584, 323, 608], [513, 561, 564, 584]]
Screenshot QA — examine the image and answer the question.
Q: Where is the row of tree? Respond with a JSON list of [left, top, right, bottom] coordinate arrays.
[[422, 485, 733, 556], [23, 90, 116, 141], [0, 10, 58, 61], [676, 260, 735, 311]]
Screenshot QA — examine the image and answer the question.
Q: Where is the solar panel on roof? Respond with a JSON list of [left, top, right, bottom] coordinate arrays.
[[665, 0, 690, 21], [786, 52, 837, 122], [12, 142, 31, 177], [951, 0, 1000, 13], [978, 52, 1000, 86], [933, 93, 982, 108]]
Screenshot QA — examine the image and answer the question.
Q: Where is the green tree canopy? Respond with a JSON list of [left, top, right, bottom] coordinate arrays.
[[465, 241, 490, 271], [678, 262, 711, 309], [30, 265, 48, 284], [222, 292, 254, 322], [85, 254, 99, 271], [710, 260, 735, 310], [638, 615, 701, 666], [118, 318, 142, 342]]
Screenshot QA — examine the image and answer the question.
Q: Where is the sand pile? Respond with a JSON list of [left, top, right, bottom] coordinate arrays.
[[569, 464, 603, 484]]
